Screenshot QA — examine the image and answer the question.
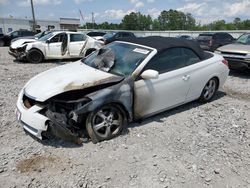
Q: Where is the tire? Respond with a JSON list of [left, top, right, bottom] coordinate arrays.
[[27, 49, 44, 63], [86, 104, 127, 143], [199, 78, 218, 102]]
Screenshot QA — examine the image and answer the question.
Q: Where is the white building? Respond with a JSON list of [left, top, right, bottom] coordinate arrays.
[[0, 17, 79, 34]]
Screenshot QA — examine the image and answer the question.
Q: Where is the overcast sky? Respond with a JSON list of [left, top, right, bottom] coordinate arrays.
[[0, 0, 250, 25]]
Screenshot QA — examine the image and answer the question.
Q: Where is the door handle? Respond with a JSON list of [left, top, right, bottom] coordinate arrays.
[[182, 75, 190, 81]]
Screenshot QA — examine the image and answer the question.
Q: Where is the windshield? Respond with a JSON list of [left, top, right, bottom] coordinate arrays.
[[38, 32, 54, 41], [103, 32, 116, 39], [236, 34, 250, 45], [34, 32, 43, 38], [82, 42, 152, 76]]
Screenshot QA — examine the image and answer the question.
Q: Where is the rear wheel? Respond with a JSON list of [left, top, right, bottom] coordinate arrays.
[[27, 49, 43, 63], [199, 78, 218, 102], [86, 104, 127, 143]]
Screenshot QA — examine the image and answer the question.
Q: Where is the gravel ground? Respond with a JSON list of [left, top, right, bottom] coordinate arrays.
[[0, 47, 249, 188]]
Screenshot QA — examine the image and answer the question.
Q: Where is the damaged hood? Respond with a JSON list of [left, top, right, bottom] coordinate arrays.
[[11, 38, 37, 49], [24, 60, 123, 102]]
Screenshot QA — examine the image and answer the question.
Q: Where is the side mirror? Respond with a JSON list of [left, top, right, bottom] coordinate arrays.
[[46, 39, 50, 43], [141, 69, 159, 80]]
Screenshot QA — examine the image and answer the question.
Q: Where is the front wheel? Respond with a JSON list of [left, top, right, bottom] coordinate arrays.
[[27, 49, 44, 63], [199, 78, 218, 102], [86, 104, 127, 143]]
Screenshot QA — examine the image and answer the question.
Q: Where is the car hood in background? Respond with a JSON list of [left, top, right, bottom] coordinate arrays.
[[24, 61, 123, 102], [217, 43, 250, 54], [11, 38, 37, 48]]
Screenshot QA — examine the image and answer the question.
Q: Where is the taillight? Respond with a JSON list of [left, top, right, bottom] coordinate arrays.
[[222, 59, 228, 67]]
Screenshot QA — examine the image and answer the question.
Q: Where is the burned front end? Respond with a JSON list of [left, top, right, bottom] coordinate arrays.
[[16, 41, 152, 144], [16, 75, 133, 144]]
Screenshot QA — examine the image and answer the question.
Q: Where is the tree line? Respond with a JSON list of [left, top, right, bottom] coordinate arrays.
[[80, 9, 250, 31]]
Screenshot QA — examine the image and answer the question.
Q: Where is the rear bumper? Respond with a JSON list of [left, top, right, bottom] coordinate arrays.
[[224, 58, 250, 70]]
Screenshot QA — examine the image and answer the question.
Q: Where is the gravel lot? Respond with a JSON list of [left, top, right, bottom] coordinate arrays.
[[0, 46, 250, 188]]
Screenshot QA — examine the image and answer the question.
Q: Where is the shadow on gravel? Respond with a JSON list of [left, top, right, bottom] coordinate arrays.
[[126, 91, 226, 130], [24, 130, 83, 148], [13, 58, 81, 65], [229, 69, 250, 79], [223, 86, 250, 101]]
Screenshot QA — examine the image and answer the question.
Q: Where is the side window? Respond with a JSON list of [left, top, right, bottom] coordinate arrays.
[[11, 31, 18, 37], [0, 28, 3, 34], [225, 33, 233, 40], [50, 33, 65, 43], [8, 28, 13, 32], [70, 34, 86, 42], [182, 48, 200, 66], [26, 31, 34, 36], [122, 33, 130, 38], [116, 33, 122, 38], [219, 33, 227, 40], [144, 48, 185, 74], [219, 33, 232, 40]]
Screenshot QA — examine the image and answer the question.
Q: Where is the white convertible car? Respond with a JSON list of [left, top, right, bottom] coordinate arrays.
[[16, 36, 229, 144], [9, 31, 104, 63]]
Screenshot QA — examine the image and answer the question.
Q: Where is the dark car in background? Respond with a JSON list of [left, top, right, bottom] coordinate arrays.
[[0, 29, 36, 46], [176, 35, 194, 40], [102, 31, 136, 44], [86, 31, 106, 37], [11, 30, 51, 43], [197, 32, 234, 51]]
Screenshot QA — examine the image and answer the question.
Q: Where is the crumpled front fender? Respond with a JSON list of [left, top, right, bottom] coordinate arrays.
[[73, 78, 134, 121]]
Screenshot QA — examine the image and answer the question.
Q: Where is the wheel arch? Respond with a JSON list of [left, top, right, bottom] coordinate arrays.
[[28, 47, 45, 59], [211, 76, 220, 91], [88, 101, 131, 122]]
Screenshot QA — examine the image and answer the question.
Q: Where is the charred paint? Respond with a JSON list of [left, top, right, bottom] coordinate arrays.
[[73, 77, 134, 121], [63, 76, 124, 91]]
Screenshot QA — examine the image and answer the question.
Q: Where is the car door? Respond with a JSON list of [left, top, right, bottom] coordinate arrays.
[[180, 48, 205, 101], [68, 33, 86, 57], [46, 33, 67, 58], [134, 48, 192, 119]]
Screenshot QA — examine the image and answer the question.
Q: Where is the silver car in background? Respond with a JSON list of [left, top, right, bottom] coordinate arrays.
[[215, 33, 250, 70]]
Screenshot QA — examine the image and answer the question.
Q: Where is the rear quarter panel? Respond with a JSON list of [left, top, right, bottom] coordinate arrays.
[[186, 53, 229, 101]]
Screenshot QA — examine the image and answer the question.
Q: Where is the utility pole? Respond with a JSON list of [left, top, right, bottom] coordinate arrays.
[[30, 0, 36, 32], [92, 12, 94, 29]]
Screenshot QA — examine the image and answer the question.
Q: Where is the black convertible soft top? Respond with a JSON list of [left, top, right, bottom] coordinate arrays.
[[120, 36, 205, 59]]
